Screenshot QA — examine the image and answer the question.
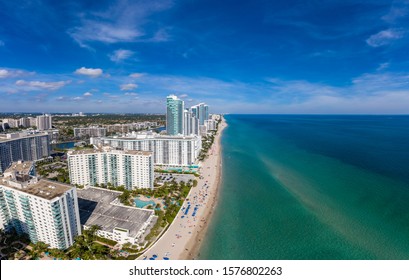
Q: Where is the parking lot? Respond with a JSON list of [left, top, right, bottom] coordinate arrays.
[[154, 173, 196, 185]]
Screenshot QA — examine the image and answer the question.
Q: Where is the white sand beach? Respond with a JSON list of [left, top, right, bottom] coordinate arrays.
[[139, 117, 227, 260]]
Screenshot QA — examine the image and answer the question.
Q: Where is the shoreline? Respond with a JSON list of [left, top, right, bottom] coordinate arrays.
[[139, 116, 227, 260], [181, 117, 226, 260]]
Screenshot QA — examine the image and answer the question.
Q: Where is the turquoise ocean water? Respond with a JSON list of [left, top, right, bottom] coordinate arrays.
[[199, 115, 409, 259]]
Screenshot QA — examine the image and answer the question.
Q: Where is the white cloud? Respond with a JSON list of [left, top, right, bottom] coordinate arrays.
[[366, 29, 405, 47], [179, 94, 188, 98], [68, 0, 173, 46], [15, 80, 68, 90], [249, 72, 409, 114], [120, 83, 138, 91], [69, 21, 142, 45], [0, 68, 33, 78], [0, 69, 9, 78], [83, 92, 93, 97], [267, 91, 409, 114], [103, 93, 120, 99], [351, 73, 409, 94], [109, 49, 134, 62], [129, 73, 145, 78], [124, 92, 138, 96], [74, 67, 103, 77], [73, 97, 84, 101]]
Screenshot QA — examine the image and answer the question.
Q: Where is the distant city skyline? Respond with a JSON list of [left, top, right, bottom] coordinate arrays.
[[1, 0, 409, 114]]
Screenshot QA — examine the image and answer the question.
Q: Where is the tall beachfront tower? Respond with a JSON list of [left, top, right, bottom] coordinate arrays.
[[166, 95, 184, 135], [0, 164, 81, 249], [191, 103, 209, 125]]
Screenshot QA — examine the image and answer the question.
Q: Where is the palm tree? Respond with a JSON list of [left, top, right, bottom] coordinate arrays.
[[27, 249, 41, 260], [33, 241, 49, 254], [91, 243, 108, 260], [69, 235, 87, 259], [49, 248, 67, 260], [0, 229, 5, 243], [86, 225, 101, 241]]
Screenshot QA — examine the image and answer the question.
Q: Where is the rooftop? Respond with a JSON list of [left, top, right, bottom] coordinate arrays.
[[0, 132, 49, 143], [0, 178, 72, 200], [101, 133, 199, 141], [68, 147, 152, 156], [4, 161, 34, 175], [77, 187, 154, 237]]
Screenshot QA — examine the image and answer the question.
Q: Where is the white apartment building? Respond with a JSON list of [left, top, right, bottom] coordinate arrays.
[[211, 114, 221, 121], [74, 126, 107, 138], [18, 117, 30, 128], [205, 119, 217, 131], [104, 122, 158, 134], [0, 165, 81, 250], [183, 109, 200, 136], [199, 125, 208, 136], [36, 114, 52, 131], [28, 117, 37, 127], [0, 132, 51, 173], [91, 132, 202, 167], [1, 118, 19, 129], [67, 147, 154, 189], [191, 103, 209, 125]]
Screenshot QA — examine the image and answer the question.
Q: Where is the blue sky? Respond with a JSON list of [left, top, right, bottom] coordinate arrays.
[[1, 0, 409, 114]]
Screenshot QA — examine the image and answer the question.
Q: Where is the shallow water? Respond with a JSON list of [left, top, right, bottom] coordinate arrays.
[[199, 115, 409, 259]]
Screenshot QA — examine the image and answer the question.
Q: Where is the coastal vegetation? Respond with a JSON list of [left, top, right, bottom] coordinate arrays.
[[53, 114, 165, 141], [198, 132, 216, 161], [0, 229, 30, 260], [35, 158, 71, 184], [53, 114, 165, 126], [198, 118, 221, 161], [155, 168, 199, 177], [0, 225, 141, 260], [68, 225, 110, 260], [93, 177, 196, 247]]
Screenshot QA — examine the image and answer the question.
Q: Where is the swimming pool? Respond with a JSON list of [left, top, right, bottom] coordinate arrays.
[[134, 198, 156, 208]]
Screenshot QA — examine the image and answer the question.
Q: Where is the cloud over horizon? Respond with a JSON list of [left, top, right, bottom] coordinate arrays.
[[15, 80, 69, 91], [1, 0, 409, 114]]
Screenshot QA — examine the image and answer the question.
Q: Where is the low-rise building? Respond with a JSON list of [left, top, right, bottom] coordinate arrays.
[[74, 126, 107, 138], [76, 187, 155, 245]]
